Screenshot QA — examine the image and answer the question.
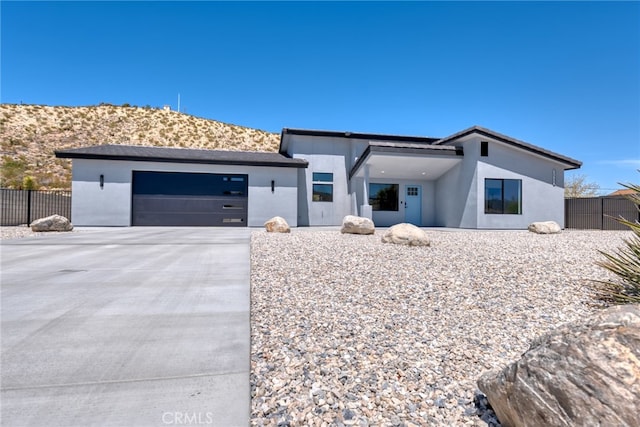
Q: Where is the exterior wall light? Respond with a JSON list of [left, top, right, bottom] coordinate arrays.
[[271, 180, 275, 193], [100, 174, 104, 189]]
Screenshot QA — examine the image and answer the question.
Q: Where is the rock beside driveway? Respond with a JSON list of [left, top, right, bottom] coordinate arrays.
[[30, 214, 73, 232], [340, 215, 375, 235], [381, 223, 430, 246], [528, 221, 561, 234], [264, 216, 290, 233]]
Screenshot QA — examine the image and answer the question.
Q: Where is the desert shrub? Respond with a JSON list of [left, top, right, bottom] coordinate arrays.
[[22, 175, 38, 190], [1, 156, 28, 188], [594, 182, 640, 304]]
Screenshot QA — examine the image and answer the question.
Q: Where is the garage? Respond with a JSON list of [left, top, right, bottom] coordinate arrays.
[[132, 171, 248, 226], [54, 144, 307, 227]]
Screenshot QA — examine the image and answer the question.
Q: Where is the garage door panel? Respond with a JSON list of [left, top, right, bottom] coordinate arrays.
[[133, 195, 247, 212], [133, 212, 246, 227], [131, 172, 248, 227]]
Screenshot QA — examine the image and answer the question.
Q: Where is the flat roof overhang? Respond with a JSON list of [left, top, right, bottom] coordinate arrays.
[[350, 143, 463, 180], [55, 144, 308, 169]]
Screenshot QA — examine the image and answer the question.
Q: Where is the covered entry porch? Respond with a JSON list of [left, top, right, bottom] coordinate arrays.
[[349, 142, 463, 227]]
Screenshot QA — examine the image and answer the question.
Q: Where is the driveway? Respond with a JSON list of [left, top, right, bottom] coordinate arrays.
[[1, 227, 250, 427]]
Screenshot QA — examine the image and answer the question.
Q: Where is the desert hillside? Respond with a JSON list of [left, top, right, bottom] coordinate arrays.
[[0, 104, 280, 190]]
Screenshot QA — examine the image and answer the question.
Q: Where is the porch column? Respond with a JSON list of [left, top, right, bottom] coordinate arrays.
[[361, 164, 373, 220]]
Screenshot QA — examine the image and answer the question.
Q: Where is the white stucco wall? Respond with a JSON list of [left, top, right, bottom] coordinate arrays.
[[475, 140, 567, 228], [71, 159, 133, 226], [434, 151, 478, 228], [70, 159, 299, 227], [287, 135, 367, 226], [435, 136, 569, 229]]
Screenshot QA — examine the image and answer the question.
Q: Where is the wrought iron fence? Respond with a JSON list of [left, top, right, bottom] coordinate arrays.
[[565, 196, 638, 230], [1, 188, 71, 226]]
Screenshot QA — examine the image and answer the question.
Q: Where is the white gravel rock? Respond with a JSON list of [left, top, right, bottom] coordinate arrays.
[[250, 229, 627, 426], [1, 225, 80, 240], [1, 226, 42, 240]]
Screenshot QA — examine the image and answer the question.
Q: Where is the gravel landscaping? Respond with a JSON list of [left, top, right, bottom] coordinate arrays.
[[0, 225, 79, 240], [1, 226, 42, 240], [250, 229, 627, 426]]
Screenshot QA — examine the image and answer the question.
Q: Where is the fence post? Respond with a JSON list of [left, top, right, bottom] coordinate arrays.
[[27, 189, 32, 225]]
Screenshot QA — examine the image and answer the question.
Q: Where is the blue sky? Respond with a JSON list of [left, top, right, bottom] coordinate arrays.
[[2, 1, 639, 193]]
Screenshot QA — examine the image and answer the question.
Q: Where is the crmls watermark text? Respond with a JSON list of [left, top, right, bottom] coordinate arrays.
[[162, 412, 214, 425]]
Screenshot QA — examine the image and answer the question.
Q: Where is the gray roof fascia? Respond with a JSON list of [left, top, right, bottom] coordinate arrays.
[[348, 143, 463, 179], [279, 127, 439, 154], [435, 126, 582, 169], [349, 145, 373, 180], [368, 140, 461, 151], [55, 145, 309, 168]]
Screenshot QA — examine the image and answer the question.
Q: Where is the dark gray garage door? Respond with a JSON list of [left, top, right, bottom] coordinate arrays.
[[132, 171, 248, 226]]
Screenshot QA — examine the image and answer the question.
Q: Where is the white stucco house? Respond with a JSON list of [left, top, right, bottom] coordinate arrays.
[[55, 125, 581, 229]]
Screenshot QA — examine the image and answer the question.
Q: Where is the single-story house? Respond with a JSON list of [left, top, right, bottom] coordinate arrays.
[[55, 125, 581, 229]]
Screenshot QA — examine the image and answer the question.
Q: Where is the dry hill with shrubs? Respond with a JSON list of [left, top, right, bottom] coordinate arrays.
[[0, 103, 280, 190]]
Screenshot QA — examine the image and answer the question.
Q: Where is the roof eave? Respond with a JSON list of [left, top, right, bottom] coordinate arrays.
[[436, 126, 582, 169], [55, 150, 308, 169], [281, 127, 440, 144]]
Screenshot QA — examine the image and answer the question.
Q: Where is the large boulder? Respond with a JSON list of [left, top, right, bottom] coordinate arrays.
[[528, 221, 561, 234], [381, 223, 430, 246], [30, 214, 73, 232], [340, 215, 375, 235], [478, 304, 640, 427], [264, 216, 290, 233]]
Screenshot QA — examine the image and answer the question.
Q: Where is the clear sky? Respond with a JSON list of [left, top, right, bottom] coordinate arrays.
[[2, 1, 639, 194]]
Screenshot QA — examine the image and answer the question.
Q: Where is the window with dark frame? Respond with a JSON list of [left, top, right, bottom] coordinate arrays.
[[369, 183, 399, 211], [133, 171, 247, 197], [312, 172, 333, 202], [481, 141, 488, 157], [485, 178, 522, 214]]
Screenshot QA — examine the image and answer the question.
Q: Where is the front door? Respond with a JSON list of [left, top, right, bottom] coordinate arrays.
[[404, 185, 422, 225]]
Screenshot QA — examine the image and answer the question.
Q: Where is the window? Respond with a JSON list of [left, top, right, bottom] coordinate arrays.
[[132, 171, 247, 197], [485, 179, 522, 214], [313, 172, 333, 182], [312, 172, 333, 202], [369, 183, 399, 211], [481, 141, 488, 157]]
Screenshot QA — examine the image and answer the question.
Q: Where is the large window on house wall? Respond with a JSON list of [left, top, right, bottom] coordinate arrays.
[[312, 172, 333, 202], [485, 179, 522, 214], [369, 183, 399, 211]]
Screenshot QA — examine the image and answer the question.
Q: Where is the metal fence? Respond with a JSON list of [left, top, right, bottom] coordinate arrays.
[[1, 188, 72, 226], [565, 196, 639, 230]]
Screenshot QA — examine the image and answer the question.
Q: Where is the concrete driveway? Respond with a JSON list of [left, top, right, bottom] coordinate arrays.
[[1, 227, 250, 427]]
